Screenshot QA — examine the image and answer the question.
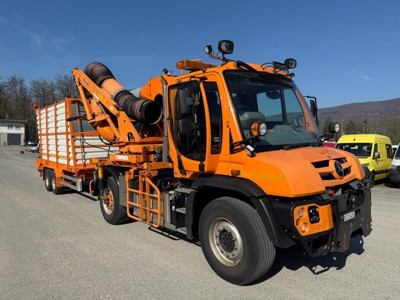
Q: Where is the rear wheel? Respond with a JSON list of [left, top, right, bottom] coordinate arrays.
[[44, 169, 52, 192], [100, 176, 129, 225], [199, 197, 275, 285], [50, 170, 63, 195]]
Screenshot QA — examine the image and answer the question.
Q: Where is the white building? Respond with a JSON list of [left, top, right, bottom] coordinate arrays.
[[0, 119, 26, 145]]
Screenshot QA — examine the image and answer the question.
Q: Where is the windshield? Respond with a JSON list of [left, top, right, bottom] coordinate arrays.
[[224, 71, 318, 151], [336, 143, 372, 157]]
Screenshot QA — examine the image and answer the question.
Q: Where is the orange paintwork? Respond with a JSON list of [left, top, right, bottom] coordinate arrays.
[[221, 146, 364, 198], [293, 204, 334, 236]]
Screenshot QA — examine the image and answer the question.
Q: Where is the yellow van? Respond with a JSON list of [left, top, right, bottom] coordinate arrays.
[[336, 134, 393, 183]]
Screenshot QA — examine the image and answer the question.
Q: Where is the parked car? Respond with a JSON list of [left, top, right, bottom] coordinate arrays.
[[27, 145, 39, 153], [323, 140, 336, 148], [26, 138, 37, 146], [336, 134, 393, 184], [389, 144, 400, 187], [393, 144, 399, 157]]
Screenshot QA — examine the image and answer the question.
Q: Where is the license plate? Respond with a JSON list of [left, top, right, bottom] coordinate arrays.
[[343, 211, 355, 222]]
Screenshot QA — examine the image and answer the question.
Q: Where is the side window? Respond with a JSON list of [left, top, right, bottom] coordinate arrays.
[[373, 143, 378, 157], [385, 144, 392, 159], [168, 81, 206, 161], [204, 82, 222, 154]]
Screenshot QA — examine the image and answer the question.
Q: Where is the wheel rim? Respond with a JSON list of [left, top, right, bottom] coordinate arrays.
[[102, 188, 114, 215], [208, 217, 243, 267]]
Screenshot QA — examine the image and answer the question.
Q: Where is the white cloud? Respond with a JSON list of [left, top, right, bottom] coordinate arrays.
[[348, 68, 371, 81], [0, 15, 43, 48], [52, 34, 74, 58]]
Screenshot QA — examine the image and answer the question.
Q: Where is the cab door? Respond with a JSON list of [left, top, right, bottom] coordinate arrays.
[[167, 78, 223, 177]]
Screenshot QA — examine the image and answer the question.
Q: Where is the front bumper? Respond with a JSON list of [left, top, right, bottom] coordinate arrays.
[[388, 168, 400, 184], [329, 181, 372, 252], [272, 179, 372, 257]]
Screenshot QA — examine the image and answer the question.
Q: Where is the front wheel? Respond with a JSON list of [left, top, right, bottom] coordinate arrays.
[[100, 176, 129, 225], [199, 197, 275, 285]]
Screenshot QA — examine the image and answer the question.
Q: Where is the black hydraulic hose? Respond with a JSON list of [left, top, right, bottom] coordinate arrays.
[[84, 62, 162, 125]]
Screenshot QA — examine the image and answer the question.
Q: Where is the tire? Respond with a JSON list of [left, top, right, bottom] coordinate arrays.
[[199, 197, 276, 285], [369, 172, 375, 188], [44, 169, 52, 192], [390, 181, 399, 188], [100, 176, 129, 225], [50, 170, 63, 195]]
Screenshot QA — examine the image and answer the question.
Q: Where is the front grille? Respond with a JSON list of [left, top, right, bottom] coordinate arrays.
[[312, 158, 351, 180]]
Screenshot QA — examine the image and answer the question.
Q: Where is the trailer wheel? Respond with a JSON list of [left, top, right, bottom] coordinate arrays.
[[50, 170, 63, 195], [44, 169, 52, 192], [100, 176, 128, 225], [199, 197, 275, 285]]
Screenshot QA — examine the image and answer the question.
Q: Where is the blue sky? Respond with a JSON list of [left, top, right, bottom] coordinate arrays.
[[1, 0, 399, 108]]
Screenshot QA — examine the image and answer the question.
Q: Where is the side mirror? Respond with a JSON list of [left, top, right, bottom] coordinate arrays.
[[304, 95, 318, 126], [374, 152, 380, 159]]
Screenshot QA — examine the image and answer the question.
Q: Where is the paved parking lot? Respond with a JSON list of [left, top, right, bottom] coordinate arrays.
[[1, 146, 399, 299]]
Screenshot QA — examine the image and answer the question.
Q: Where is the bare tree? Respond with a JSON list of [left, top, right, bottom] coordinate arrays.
[[0, 80, 6, 119], [30, 79, 57, 107], [55, 74, 79, 99], [3, 75, 30, 120], [3, 75, 36, 140]]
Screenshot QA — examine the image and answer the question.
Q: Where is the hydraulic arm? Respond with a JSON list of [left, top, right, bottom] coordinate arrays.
[[72, 62, 163, 145]]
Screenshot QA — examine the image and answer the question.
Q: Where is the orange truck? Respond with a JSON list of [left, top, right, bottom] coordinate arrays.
[[35, 40, 372, 285]]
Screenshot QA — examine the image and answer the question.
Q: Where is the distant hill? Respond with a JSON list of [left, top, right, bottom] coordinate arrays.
[[317, 98, 400, 144]]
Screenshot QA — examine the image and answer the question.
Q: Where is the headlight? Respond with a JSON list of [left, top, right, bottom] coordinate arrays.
[[390, 164, 396, 170], [362, 163, 369, 168]]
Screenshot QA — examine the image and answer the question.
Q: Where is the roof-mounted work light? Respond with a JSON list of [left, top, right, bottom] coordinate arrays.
[[204, 45, 213, 55], [218, 40, 234, 55], [205, 40, 234, 62], [284, 58, 297, 69]]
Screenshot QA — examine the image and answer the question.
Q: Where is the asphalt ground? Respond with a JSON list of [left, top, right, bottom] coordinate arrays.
[[1, 145, 399, 299]]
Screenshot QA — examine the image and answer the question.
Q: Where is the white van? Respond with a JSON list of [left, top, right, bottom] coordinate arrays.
[[389, 144, 400, 187]]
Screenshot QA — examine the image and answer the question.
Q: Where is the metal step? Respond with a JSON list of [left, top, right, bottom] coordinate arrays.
[[61, 173, 82, 192], [176, 227, 187, 235]]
